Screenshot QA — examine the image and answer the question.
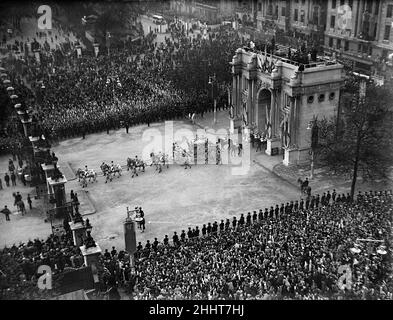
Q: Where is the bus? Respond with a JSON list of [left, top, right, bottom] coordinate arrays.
[[152, 15, 165, 25]]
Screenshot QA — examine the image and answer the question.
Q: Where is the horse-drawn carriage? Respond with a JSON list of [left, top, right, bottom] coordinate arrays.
[[76, 168, 98, 187], [149, 151, 169, 173], [100, 162, 122, 183], [126, 157, 146, 177]]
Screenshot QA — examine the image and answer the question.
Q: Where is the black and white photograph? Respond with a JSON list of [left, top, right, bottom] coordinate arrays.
[[0, 0, 392, 308]]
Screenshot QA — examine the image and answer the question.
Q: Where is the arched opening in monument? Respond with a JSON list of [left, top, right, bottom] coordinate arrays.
[[257, 89, 271, 136]]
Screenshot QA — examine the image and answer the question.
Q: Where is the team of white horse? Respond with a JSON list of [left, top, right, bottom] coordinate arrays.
[[76, 152, 172, 187], [74, 136, 243, 187]]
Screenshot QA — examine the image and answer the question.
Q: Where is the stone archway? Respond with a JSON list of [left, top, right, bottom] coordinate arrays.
[[257, 89, 272, 136]]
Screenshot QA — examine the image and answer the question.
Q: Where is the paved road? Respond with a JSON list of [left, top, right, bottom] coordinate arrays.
[[48, 114, 300, 250]]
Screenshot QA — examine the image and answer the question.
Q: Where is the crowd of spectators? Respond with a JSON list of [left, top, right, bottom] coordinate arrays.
[[0, 232, 84, 299], [2, 22, 241, 150], [1, 14, 392, 301], [128, 190, 392, 300], [1, 189, 391, 300]]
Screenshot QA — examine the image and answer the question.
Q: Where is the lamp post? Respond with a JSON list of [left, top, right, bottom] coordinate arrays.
[[107, 32, 112, 57], [208, 73, 217, 124], [105, 74, 121, 131], [106, 75, 121, 105], [307, 115, 318, 180]]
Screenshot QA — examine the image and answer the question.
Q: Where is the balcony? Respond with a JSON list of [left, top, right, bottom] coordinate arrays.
[[235, 5, 252, 14]]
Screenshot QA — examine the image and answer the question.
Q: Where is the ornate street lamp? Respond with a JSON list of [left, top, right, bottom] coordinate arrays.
[[307, 115, 318, 179]]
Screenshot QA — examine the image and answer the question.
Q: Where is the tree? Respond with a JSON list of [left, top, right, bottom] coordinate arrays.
[[317, 77, 393, 199]]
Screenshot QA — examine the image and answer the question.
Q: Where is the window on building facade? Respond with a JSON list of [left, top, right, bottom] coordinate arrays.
[[340, 0, 344, 6], [294, 9, 298, 21], [313, 7, 319, 25], [337, 39, 341, 49], [363, 21, 370, 36], [302, 0, 305, 4], [329, 92, 335, 100], [384, 25, 391, 40], [344, 40, 349, 51], [387, 5, 393, 18], [308, 96, 314, 104], [330, 15, 336, 29], [282, 6, 286, 16], [375, 0, 379, 14], [275, 5, 278, 16], [318, 94, 325, 102], [329, 37, 334, 47], [258, 3, 262, 12], [301, 10, 305, 23], [332, 0, 336, 9], [348, 0, 353, 8]]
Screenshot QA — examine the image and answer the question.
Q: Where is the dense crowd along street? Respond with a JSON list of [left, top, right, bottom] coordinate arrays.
[[1, 1, 393, 302], [1, 190, 392, 300], [1, 23, 244, 152]]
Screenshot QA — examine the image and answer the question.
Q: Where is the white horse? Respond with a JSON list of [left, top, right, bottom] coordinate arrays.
[[150, 152, 169, 173], [77, 168, 97, 184], [110, 164, 122, 178]]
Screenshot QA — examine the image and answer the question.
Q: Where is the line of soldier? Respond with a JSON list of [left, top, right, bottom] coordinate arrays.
[[135, 189, 392, 252]]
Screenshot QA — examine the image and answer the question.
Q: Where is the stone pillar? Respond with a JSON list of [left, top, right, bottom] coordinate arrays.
[[265, 89, 281, 156], [80, 244, 102, 268], [235, 75, 239, 116], [47, 176, 67, 215], [124, 210, 136, 267], [247, 79, 252, 124], [283, 148, 299, 166], [41, 163, 57, 191], [21, 118, 32, 137], [293, 95, 300, 148], [69, 221, 87, 247], [265, 138, 281, 156], [282, 95, 299, 165]]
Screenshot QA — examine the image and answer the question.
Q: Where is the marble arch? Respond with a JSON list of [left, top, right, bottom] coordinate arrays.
[[230, 47, 345, 165]]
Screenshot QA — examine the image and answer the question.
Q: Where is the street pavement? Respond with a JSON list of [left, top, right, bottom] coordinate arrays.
[[1, 111, 390, 250]]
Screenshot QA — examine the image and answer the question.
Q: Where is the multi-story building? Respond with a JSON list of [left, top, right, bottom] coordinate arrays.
[[251, 0, 393, 77], [255, 0, 327, 43], [324, 0, 393, 75], [230, 47, 344, 165], [170, 0, 239, 23]]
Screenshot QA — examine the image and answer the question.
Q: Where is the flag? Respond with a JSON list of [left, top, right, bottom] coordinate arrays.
[[257, 54, 263, 69]]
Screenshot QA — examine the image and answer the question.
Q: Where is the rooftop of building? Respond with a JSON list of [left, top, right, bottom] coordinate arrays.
[[237, 46, 341, 71]]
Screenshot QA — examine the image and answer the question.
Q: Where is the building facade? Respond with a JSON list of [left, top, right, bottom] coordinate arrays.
[[230, 47, 344, 165], [324, 0, 393, 74], [254, 0, 393, 76], [170, 0, 238, 22], [255, 0, 327, 42]]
